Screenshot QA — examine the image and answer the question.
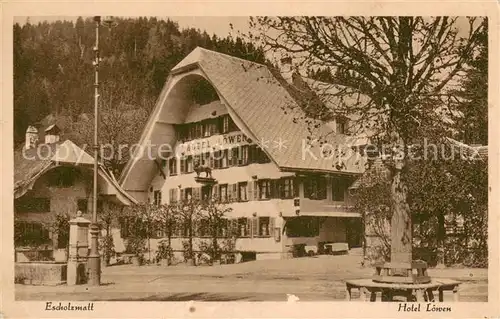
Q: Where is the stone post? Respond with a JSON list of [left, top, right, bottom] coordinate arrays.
[[67, 211, 91, 285]]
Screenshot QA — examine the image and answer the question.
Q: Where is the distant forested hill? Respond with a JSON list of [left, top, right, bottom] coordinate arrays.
[[13, 17, 266, 149]]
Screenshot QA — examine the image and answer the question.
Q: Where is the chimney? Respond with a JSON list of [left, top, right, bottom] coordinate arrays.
[[44, 124, 61, 144], [25, 126, 39, 149]]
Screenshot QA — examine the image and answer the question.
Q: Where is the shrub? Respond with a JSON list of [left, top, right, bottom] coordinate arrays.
[[155, 240, 174, 264], [125, 237, 146, 259], [99, 234, 115, 266], [182, 240, 193, 261]]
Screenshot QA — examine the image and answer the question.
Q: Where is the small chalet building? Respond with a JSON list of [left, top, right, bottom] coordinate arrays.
[[120, 47, 368, 260], [14, 124, 136, 261]]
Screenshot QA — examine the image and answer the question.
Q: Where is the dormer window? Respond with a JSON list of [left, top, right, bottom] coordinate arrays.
[[336, 116, 348, 135]]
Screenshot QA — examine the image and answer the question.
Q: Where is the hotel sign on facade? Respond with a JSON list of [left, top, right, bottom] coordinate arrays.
[[176, 131, 252, 156]]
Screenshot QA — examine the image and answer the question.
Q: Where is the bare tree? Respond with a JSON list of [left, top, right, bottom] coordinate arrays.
[[250, 17, 485, 263], [151, 203, 178, 248], [201, 197, 233, 261], [68, 78, 152, 175], [173, 198, 204, 264]]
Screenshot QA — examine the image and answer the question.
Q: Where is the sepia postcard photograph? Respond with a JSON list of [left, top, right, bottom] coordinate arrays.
[[1, 1, 499, 318]]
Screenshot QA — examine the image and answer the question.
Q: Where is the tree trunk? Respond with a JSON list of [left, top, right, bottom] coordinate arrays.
[[188, 218, 194, 261], [390, 165, 412, 263], [212, 228, 218, 261], [436, 214, 446, 266], [362, 211, 367, 264], [167, 225, 172, 247]]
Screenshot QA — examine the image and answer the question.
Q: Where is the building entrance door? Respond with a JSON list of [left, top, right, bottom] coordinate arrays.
[[346, 218, 362, 248]]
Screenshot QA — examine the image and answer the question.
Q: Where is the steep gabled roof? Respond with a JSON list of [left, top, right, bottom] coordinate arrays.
[[119, 47, 367, 191], [14, 140, 137, 205], [175, 47, 366, 173]]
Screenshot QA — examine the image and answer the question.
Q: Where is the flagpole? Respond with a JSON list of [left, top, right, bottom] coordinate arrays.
[[87, 15, 102, 286]]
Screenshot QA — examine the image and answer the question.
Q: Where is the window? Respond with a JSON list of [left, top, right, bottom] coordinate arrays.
[[199, 153, 206, 167], [15, 197, 51, 213], [239, 146, 249, 166], [238, 218, 250, 237], [188, 125, 195, 140], [304, 176, 327, 200], [46, 167, 77, 187], [228, 148, 239, 166], [213, 151, 222, 169], [203, 120, 218, 137], [259, 180, 272, 200], [153, 190, 162, 206], [331, 178, 346, 201], [195, 123, 204, 139], [77, 199, 88, 213], [221, 115, 230, 133], [220, 184, 228, 202], [259, 217, 270, 236], [169, 188, 178, 204], [280, 178, 296, 199], [183, 188, 193, 201], [221, 150, 228, 168], [238, 182, 248, 201], [180, 157, 186, 174], [168, 158, 177, 175]]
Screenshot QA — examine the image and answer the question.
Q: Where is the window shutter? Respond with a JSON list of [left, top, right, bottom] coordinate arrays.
[[180, 189, 185, 201], [231, 184, 238, 202], [230, 219, 238, 237], [252, 181, 259, 200], [251, 217, 259, 238], [209, 154, 214, 168], [180, 158, 185, 174], [293, 178, 299, 197], [247, 181, 254, 201], [246, 218, 252, 237], [169, 189, 173, 203], [234, 184, 239, 201], [227, 184, 233, 202], [271, 180, 279, 199], [212, 184, 219, 201], [269, 217, 275, 237]]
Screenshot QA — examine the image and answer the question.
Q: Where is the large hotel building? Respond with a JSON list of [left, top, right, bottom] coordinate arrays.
[[119, 47, 368, 260]]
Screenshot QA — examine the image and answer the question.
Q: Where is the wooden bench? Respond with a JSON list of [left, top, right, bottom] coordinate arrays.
[[324, 243, 349, 255], [345, 278, 460, 302]]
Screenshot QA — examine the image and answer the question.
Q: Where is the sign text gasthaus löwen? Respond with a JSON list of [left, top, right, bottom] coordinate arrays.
[[176, 131, 252, 155]]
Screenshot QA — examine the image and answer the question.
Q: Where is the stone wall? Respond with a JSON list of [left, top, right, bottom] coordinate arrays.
[[15, 262, 67, 285]]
